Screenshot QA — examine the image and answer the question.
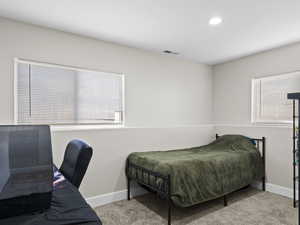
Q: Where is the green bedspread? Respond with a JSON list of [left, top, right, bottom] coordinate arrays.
[[127, 135, 264, 207]]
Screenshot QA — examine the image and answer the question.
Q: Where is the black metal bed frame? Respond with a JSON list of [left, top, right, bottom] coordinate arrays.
[[126, 134, 266, 225]]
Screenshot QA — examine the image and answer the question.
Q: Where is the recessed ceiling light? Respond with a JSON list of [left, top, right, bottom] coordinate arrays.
[[209, 17, 223, 26]]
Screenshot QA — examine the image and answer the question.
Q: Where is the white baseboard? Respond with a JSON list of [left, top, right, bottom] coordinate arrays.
[[252, 182, 297, 199], [87, 182, 296, 209], [86, 186, 148, 208]]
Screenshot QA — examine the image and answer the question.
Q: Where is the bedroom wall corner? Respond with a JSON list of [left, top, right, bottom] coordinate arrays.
[[212, 41, 300, 191]]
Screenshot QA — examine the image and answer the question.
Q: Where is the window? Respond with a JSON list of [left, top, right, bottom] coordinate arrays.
[[252, 71, 300, 124], [15, 59, 124, 125]]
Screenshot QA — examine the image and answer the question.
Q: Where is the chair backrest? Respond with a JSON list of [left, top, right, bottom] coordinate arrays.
[[59, 140, 92, 188]]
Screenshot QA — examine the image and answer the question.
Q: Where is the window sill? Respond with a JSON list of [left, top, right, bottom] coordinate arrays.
[[50, 124, 215, 132], [215, 123, 293, 129], [250, 121, 293, 128], [50, 124, 125, 132], [251, 120, 293, 127]]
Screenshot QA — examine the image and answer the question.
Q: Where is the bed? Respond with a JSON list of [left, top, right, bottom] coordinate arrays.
[[126, 134, 266, 225]]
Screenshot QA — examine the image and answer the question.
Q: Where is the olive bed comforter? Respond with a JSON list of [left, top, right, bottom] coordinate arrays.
[[127, 135, 264, 207]]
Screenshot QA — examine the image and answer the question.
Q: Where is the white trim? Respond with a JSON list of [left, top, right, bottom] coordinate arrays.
[[252, 120, 293, 125], [215, 123, 292, 129], [121, 73, 126, 126], [86, 187, 147, 208], [86, 182, 295, 209], [266, 183, 297, 199], [251, 70, 300, 125], [50, 124, 215, 132], [253, 120, 293, 126], [13, 59, 18, 125], [252, 182, 297, 199], [13, 58, 125, 126], [252, 70, 300, 80], [14, 58, 124, 77], [250, 78, 255, 124], [50, 124, 126, 132]]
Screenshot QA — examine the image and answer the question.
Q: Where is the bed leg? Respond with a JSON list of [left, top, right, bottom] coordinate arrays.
[[262, 136, 266, 192], [168, 200, 171, 225], [262, 177, 266, 191], [127, 177, 131, 200], [223, 195, 228, 207], [167, 174, 171, 225]]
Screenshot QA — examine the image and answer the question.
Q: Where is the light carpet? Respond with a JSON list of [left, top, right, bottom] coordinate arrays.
[[94, 187, 297, 225]]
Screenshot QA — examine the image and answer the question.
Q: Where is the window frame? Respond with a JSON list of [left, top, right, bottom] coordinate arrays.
[[251, 70, 300, 125], [13, 58, 125, 126]]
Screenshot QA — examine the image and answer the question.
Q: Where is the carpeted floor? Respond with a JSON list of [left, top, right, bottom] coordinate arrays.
[[94, 187, 297, 225]]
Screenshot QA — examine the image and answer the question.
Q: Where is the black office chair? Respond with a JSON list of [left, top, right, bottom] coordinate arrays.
[[59, 140, 93, 188]]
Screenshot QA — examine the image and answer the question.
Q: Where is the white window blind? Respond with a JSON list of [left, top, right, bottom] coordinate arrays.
[[252, 71, 300, 123], [16, 60, 124, 125]]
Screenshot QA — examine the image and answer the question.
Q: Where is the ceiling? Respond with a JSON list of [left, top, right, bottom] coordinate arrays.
[[0, 0, 299, 65]]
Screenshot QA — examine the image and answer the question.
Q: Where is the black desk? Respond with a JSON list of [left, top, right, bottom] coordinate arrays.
[[0, 169, 102, 225]]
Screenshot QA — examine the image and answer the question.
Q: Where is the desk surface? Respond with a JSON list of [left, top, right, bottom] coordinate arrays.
[[0, 169, 102, 225]]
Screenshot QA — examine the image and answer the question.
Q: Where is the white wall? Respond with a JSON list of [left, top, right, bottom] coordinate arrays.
[[213, 42, 300, 189], [52, 126, 214, 198], [0, 18, 213, 127], [0, 18, 214, 198]]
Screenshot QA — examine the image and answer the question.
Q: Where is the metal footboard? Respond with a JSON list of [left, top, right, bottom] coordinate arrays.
[[126, 160, 172, 225]]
